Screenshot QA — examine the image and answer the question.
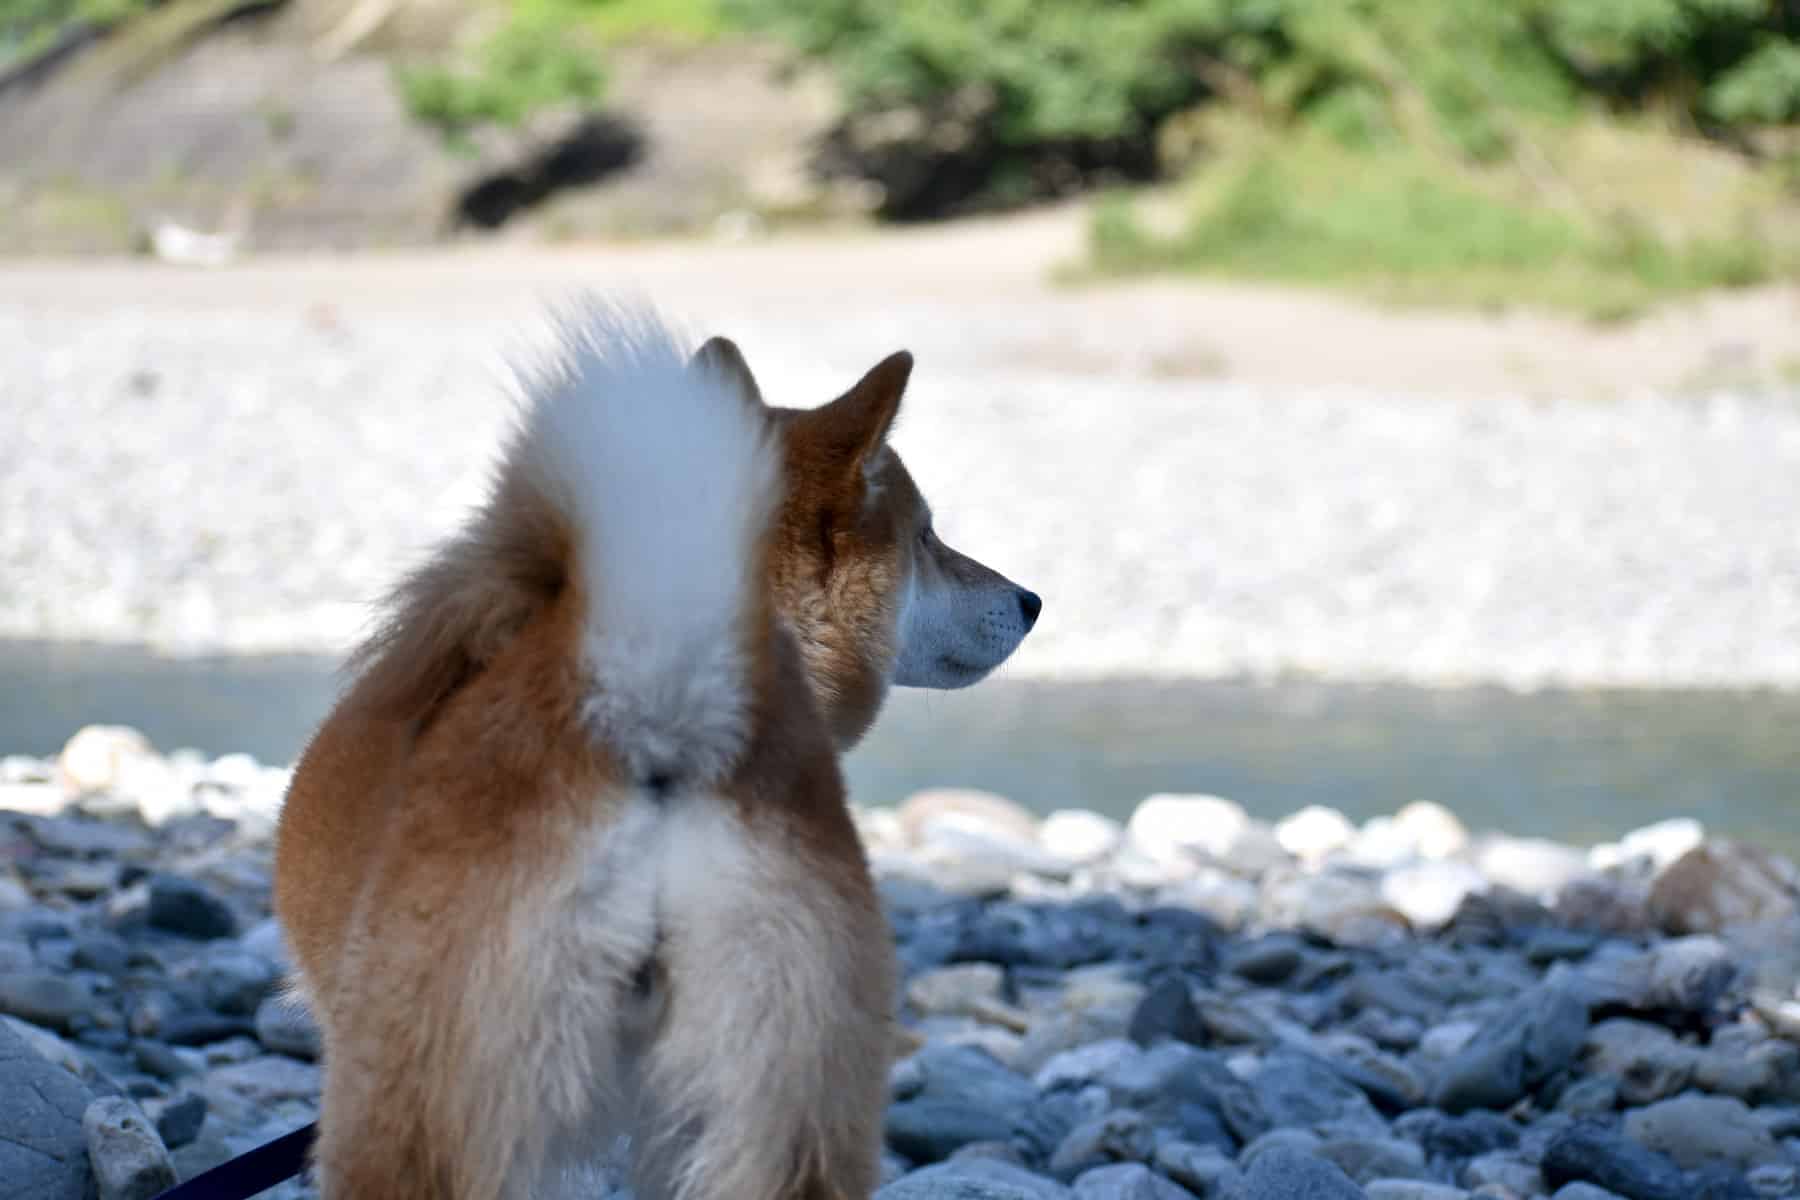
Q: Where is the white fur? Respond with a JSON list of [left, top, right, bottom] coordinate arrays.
[[513, 300, 780, 784], [892, 548, 1034, 689], [505, 791, 882, 1200]]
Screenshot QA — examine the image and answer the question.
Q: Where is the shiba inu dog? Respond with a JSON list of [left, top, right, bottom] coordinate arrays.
[[272, 300, 1039, 1200]]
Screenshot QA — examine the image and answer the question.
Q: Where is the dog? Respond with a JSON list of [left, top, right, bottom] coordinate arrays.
[[272, 300, 1039, 1200]]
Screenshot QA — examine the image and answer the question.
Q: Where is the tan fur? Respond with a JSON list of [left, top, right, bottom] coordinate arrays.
[[275, 326, 1033, 1200]]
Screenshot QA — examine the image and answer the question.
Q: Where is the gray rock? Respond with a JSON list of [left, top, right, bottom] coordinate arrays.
[[0, 1016, 96, 1200], [1238, 1129, 1325, 1172], [910, 964, 1011, 1019], [71, 934, 130, 976], [1433, 983, 1589, 1112], [1101, 1042, 1270, 1146], [18, 815, 151, 858], [1233, 1147, 1366, 1200], [1225, 936, 1306, 986], [1692, 1037, 1800, 1106], [1541, 1120, 1687, 1200], [147, 874, 239, 940], [877, 1159, 1072, 1200], [147, 1092, 206, 1150], [1364, 1185, 1468, 1200], [1154, 1141, 1240, 1198], [1557, 1075, 1621, 1117], [6, 1019, 126, 1101], [889, 1043, 1044, 1165], [1050, 1112, 1156, 1179], [0, 970, 94, 1034], [1623, 1095, 1784, 1171], [1129, 977, 1206, 1048], [1017, 1011, 1136, 1076], [1583, 1020, 1695, 1105], [83, 1097, 176, 1200], [1553, 1186, 1628, 1200], [1461, 1151, 1544, 1196], [238, 919, 293, 974], [132, 1041, 197, 1082], [1747, 1164, 1798, 1198], [197, 1056, 321, 1108], [253, 996, 322, 1061], [1394, 1110, 1520, 1160], [1643, 936, 1740, 1014], [951, 1144, 1030, 1169], [1320, 1139, 1430, 1185], [195, 947, 280, 1016], [1251, 1050, 1384, 1134], [1072, 1163, 1192, 1200], [1036, 1040, 1143, 1092]]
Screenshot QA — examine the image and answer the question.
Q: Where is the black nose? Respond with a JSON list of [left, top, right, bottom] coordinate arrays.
[[1017, 589, 1042, 627]]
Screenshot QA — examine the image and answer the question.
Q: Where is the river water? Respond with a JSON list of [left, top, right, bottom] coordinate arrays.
[[9, 639, 1799, 856]]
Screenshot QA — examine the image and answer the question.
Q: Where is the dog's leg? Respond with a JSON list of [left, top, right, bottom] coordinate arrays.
[[630, 848, 894, 1200]]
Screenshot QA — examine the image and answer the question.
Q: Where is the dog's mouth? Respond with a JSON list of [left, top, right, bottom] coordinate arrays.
[[934, 655, 991, 688]]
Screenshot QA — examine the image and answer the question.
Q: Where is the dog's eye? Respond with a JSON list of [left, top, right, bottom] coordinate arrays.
[[918, 522, 933, 545]]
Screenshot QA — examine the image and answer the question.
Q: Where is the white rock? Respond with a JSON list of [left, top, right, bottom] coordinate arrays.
[[84, 1097, 176, 1200], [1040, 809, 1123, 865], [1473, 835, 1593, 900], [1275, 805, 1357, 863], [1154, 870, 1259, 931], [208, 752, 263, 790], [1344, 817, 1416, 870], [1382, 861, 1489, 930], [854, 806, 906, 854], [1417, 1020, 1482, 1064], [1127, 794, 1249, 864], [1261, 869, 1409, 943], [0, 874, 33, 912], [0, 781, 66, 816], [898, 788, 1039, 848], [56, 725, 158, 797], [1394, 802, 1469, 860]]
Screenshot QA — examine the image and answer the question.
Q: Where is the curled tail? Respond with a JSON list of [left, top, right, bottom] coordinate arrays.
[[350, 299, 780, 784]]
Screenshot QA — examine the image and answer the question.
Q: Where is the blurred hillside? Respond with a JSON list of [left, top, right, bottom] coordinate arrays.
[[2, 0, 1797, 313]]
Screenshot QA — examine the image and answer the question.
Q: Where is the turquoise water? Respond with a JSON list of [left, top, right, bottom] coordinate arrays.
[[8, 639, 1799, 855]]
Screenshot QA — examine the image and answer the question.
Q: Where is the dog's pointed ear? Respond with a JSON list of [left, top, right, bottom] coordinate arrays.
[[808, 350, 912, 479], [691, 336, 764, 407]]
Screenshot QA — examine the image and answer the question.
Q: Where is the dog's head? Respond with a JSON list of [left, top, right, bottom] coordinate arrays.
[[693, 337, 1039, 748]]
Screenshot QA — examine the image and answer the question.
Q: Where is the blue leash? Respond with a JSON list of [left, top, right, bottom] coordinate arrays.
[[152, 1122, 316, 1200]]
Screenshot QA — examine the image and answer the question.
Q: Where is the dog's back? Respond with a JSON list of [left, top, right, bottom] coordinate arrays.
[[275, 304, 893, 1200]]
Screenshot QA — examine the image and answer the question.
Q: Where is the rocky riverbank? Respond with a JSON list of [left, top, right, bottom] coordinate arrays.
[[3, 726, 1800, 1194], [5, 726, 1800, 1199]]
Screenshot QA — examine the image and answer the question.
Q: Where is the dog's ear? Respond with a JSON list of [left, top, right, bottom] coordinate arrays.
[[691, 336, 764, 407], [807, 350, 912, 480]]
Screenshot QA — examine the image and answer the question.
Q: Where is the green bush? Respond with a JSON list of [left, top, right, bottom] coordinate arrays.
[[397, 5, 606, 143], [1, 0, 148, 66], [730, 0, 1800, 215]]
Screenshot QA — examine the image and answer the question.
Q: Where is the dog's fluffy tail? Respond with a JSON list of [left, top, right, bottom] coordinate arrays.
[[350, 300, 780, 783]]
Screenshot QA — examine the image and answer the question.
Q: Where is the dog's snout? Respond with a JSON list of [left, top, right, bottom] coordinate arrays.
[[1017, 589, 1042, 628]]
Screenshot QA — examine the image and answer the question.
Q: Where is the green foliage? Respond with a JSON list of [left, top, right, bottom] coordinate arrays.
[[1087, 128, 1792, 318], [397, 5, 606, 142], [1707, 36, 1800, 122], [0, 0, 148, 66], [731, 0, 1800, 214]]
